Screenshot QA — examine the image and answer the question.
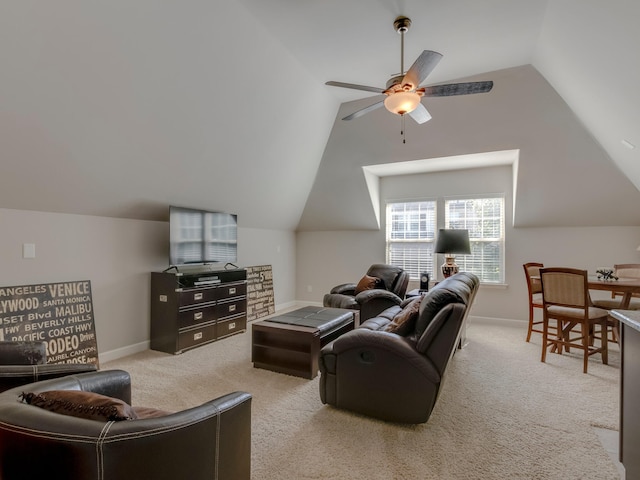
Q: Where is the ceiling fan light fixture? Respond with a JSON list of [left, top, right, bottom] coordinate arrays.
[[384, 91, 421, 116]]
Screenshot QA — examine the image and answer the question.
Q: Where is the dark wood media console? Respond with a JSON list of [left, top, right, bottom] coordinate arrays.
[[150, 269, 247, 354]]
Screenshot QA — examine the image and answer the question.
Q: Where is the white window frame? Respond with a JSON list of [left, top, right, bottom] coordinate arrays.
[[385, 201, 437, 281], [443, 195, 505, 284], [385, 195, 505, 283]]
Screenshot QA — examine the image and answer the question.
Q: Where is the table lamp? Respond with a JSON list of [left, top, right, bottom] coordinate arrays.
[[435, 229, 471, 278]]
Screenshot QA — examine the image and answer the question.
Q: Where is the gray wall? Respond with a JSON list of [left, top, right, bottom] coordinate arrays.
[[296, 165, 640, 322], [0, 208, 297, 362]]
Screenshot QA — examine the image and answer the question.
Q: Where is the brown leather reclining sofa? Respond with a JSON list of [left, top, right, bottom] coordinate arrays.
[[319, 272, 479, 423]]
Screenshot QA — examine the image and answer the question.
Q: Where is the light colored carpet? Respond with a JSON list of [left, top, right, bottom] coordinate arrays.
[[104, 320, 621, 479]]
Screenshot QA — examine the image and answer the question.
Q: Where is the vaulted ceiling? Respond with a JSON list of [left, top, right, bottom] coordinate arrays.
[[1, 1, 638, 230]]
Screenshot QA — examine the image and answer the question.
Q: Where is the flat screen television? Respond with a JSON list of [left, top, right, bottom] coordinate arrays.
[[169, 206, 238, 267]]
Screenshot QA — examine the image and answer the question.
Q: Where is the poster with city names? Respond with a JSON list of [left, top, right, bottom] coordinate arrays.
[[0, 280, 99, 366], [246, 265, 275, 322]]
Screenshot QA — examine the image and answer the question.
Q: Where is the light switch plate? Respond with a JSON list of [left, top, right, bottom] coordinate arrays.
[[23, 243, 36, 259]]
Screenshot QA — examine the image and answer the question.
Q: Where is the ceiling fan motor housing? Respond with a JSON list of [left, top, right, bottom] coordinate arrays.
[[393, 16, 411, 34], [385, 74, 417, 94]]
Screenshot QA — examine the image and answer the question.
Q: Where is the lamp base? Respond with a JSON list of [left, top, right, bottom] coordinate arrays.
[[441, 256, 459, 279]]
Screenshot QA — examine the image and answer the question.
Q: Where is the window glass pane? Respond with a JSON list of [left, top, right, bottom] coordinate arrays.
[[386, 201, 436, 280], [444, 197, 505, 283]]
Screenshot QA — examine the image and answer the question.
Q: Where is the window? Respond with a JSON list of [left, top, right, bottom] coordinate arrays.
[[444, 197, 505, 283], [386, 196, 505, 283], [385, 201, 436, 280]]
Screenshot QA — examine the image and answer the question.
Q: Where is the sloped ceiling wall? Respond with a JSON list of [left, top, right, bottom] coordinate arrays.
[[298, 65, 640, 230], [534, 1, 640, 190], [0, 1, 337, 230]]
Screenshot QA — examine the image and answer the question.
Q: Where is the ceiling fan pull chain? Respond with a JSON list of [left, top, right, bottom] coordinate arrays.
[[401, 115, 406, 144]]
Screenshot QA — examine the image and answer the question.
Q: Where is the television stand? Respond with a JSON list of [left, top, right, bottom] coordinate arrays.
[[150, 268, 247, 354]]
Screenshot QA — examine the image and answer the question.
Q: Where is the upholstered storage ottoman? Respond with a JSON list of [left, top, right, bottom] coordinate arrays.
[[251, 306, 358, 379]]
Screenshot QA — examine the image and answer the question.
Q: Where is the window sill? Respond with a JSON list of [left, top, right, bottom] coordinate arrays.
[[479, 282, 508, 289]]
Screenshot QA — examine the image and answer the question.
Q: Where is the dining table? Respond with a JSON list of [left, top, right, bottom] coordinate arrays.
[[531, 275, 640, 308], [586, 276, 640, 308]]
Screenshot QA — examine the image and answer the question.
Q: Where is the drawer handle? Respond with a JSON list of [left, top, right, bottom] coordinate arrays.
[[229, 305, 236, 312], [194, 293, 203, 301], [194, 332, 203, 340], [194, 312, 203, 320], [229, 287, 236, 295], [229, 322, 236, 330]]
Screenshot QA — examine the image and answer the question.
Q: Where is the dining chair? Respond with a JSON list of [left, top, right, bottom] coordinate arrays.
[[539, 267, 609, 374], [591, 263, 640, 343], [523, 262, 545, 342]]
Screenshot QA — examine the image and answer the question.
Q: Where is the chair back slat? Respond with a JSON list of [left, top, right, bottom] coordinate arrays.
[[523, 262, 543, 295], [540, 268, 587, 308], [615, 264, 640, 279]]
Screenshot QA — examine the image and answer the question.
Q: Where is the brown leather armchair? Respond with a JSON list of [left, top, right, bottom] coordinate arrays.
[[0, 340, 97, 392], [0, 369, 252, 479], [322, 264, 410, 322], [319, 272, 479, 423]]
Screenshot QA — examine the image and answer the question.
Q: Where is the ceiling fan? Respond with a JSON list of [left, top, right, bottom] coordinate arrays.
[[326, 16, 493, 128]]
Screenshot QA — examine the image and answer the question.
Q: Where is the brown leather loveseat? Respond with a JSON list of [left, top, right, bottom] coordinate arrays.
[[319, 272, 479, 423], [0, 369, 252, 479]]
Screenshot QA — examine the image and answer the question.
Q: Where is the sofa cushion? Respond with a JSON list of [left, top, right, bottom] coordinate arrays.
[[414, 288, 463, 338], [384, 296, 422, 336], [354, 275, 382, 295], [21, 390, 137, 422]]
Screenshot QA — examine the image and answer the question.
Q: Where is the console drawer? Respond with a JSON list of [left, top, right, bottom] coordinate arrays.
[[216, 315, 246, 339], [178, 322, 216, 351], [178, 304, 216, 328], [217, 298, 246, 319], [215, 282, 247, 300], [178, 288, 217, 306]]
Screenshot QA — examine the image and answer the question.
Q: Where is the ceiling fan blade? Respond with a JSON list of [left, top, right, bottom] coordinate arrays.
[[421, 81, 494, 97], [402, 50, 443, 88], [325, 81, 385, 94], [342, 100, 385, 121], [408, 103, 432, 124]]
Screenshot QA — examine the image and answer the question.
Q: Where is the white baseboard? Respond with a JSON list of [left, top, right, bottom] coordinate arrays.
[[99, 340, 149, 364], [469, 315, 526, 327]]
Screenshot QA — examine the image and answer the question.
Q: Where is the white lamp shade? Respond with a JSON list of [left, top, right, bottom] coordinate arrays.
[[384, 91, 421, 115]]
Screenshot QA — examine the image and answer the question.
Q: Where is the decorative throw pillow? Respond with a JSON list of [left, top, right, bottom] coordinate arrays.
[[20, 390, 138, 422], [354, 275, 382, 294], [384, 296, 422, 335]]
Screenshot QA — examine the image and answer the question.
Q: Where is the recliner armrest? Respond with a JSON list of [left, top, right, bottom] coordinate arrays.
[[354, 289, 403, 321], [323, 293, 359, 310], [330, 283, 357, 295], [355, 289, 401, 304]]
